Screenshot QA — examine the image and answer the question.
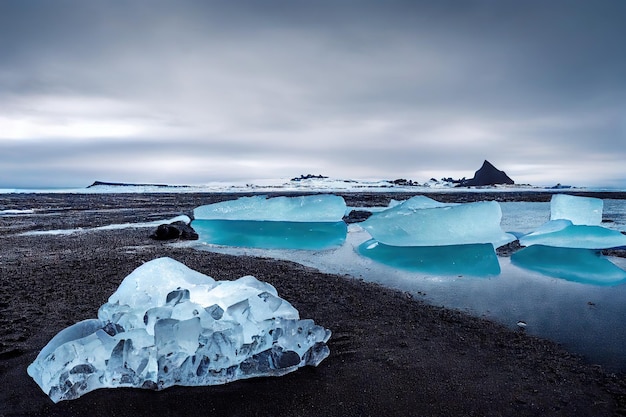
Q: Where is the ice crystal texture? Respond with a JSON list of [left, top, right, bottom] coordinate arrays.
[[361, 196, 515, 248], [27, 258, 331, 403]]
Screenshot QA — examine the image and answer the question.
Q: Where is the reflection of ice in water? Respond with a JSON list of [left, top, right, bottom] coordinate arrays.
[[512, 245, 626, 285], [192, 220, 347, 250], [190, 198, 626, 372], [357, 240, 501, 276]]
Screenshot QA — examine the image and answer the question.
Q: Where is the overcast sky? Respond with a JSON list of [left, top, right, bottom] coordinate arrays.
[[1, 0, 625, 188]]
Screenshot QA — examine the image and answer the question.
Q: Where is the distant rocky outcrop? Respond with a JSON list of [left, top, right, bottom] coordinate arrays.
[[391, 179, 420, 186], [290, 174, 329, 181], [460, 160, 514, 186], [88, 181, 190, 188]]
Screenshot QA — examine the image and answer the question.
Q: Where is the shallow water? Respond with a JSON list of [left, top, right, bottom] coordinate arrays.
[[190, 218, 626, 372]]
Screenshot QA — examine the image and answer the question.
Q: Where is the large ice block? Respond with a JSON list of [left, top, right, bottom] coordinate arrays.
[[511, 245, 626, 285], [358, 240, 501, 276], [550, 194, 603, 225], [192, 195, 348, 249], [27, 258, 331, 403], [519, 219, 626, 249], [193, 194, 347, 222], [360, 197, 515, 248]]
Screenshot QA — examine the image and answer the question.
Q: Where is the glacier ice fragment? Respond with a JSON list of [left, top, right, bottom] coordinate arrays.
[[519, 195, 626, 249], [27, 258, 331, 403], [550, 194, 603, 225], [360, 197, 515, 248], [511, 245, 626, 285], [193, 194, 347, 222], [192, 195, 348, 249], [519, 220, 626, 249]]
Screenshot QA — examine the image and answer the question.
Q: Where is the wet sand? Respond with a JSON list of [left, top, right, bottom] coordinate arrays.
[[1, 191, 626, 416]]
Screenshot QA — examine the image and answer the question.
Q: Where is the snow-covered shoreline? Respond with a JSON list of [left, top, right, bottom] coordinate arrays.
[[3, 176, 618, 194]]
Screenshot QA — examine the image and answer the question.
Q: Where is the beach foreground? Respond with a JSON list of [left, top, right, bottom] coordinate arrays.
[[1, 192, 626, 416]]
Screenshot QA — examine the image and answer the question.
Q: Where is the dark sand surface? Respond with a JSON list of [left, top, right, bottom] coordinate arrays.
[[1, 191, 626, 416]]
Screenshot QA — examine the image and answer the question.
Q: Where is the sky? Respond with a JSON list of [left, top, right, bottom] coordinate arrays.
[[1, 0, 625, 189]]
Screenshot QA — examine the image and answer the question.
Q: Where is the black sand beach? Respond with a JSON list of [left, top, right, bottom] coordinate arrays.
[[2, 192, 626, 416]]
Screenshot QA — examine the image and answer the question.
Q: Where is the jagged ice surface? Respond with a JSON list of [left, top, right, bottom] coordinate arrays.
[[193, 194, 347, 222], [27, 258, 331, 403], [361, 197, 515, 248]]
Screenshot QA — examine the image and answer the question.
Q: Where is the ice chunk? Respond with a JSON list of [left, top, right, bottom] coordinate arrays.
[[358, 240, 500, 276], [192, 220, 347, 250], [551, 194, 603, 225], [192, 195, 348, 250], [518, 219, 626, 249], [27, 258, 331, 403], [361, 197, 515, 248], [519, 194, 626, 249], [193, 194, 346, 222], [511, 245, 626, 285]]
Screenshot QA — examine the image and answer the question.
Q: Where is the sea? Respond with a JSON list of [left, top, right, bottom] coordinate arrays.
[[3, 178, 626, 372]]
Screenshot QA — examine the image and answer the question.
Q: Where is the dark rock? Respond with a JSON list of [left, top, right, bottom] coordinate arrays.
[[290, 174, 328, 181], [343, 210, 373, 224], [460, 160, 514, 186], [496, 240, 522, 257], [150, 221, 199, 241], [88, 181, 189, 189], [550, 183, 572, 189], [391, 179, 419, 186]]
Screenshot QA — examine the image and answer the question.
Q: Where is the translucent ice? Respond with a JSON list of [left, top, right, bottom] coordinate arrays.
[[519, 195, 626, 249], [192, 220, 347, 250], [511, 245, 626, 285], [550, 194, 603, 225], [360, 197, 515, 248], [193, 195, 347, 222], [27, 258, 331, 403], [519, 219, 626, 249], [358, 240, 501, 276], [192, 195, 348, 249]]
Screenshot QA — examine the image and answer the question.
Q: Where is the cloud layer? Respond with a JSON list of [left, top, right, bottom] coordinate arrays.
[[1, 1, 625, 188]]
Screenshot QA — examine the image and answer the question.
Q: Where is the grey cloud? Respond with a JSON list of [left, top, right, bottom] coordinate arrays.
[[1, 0, 625, 188]]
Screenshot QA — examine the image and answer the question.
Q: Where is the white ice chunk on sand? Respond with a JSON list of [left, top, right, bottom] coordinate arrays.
[[520, 195, 626, 249], [550, 194, 603, 225], [27, 258, 331, 403], [360, 197, 515, 248], [193, 194, 347, 222]]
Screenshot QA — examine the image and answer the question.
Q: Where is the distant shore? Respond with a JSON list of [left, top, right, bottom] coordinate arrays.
[[1, 191, 626, 416]]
